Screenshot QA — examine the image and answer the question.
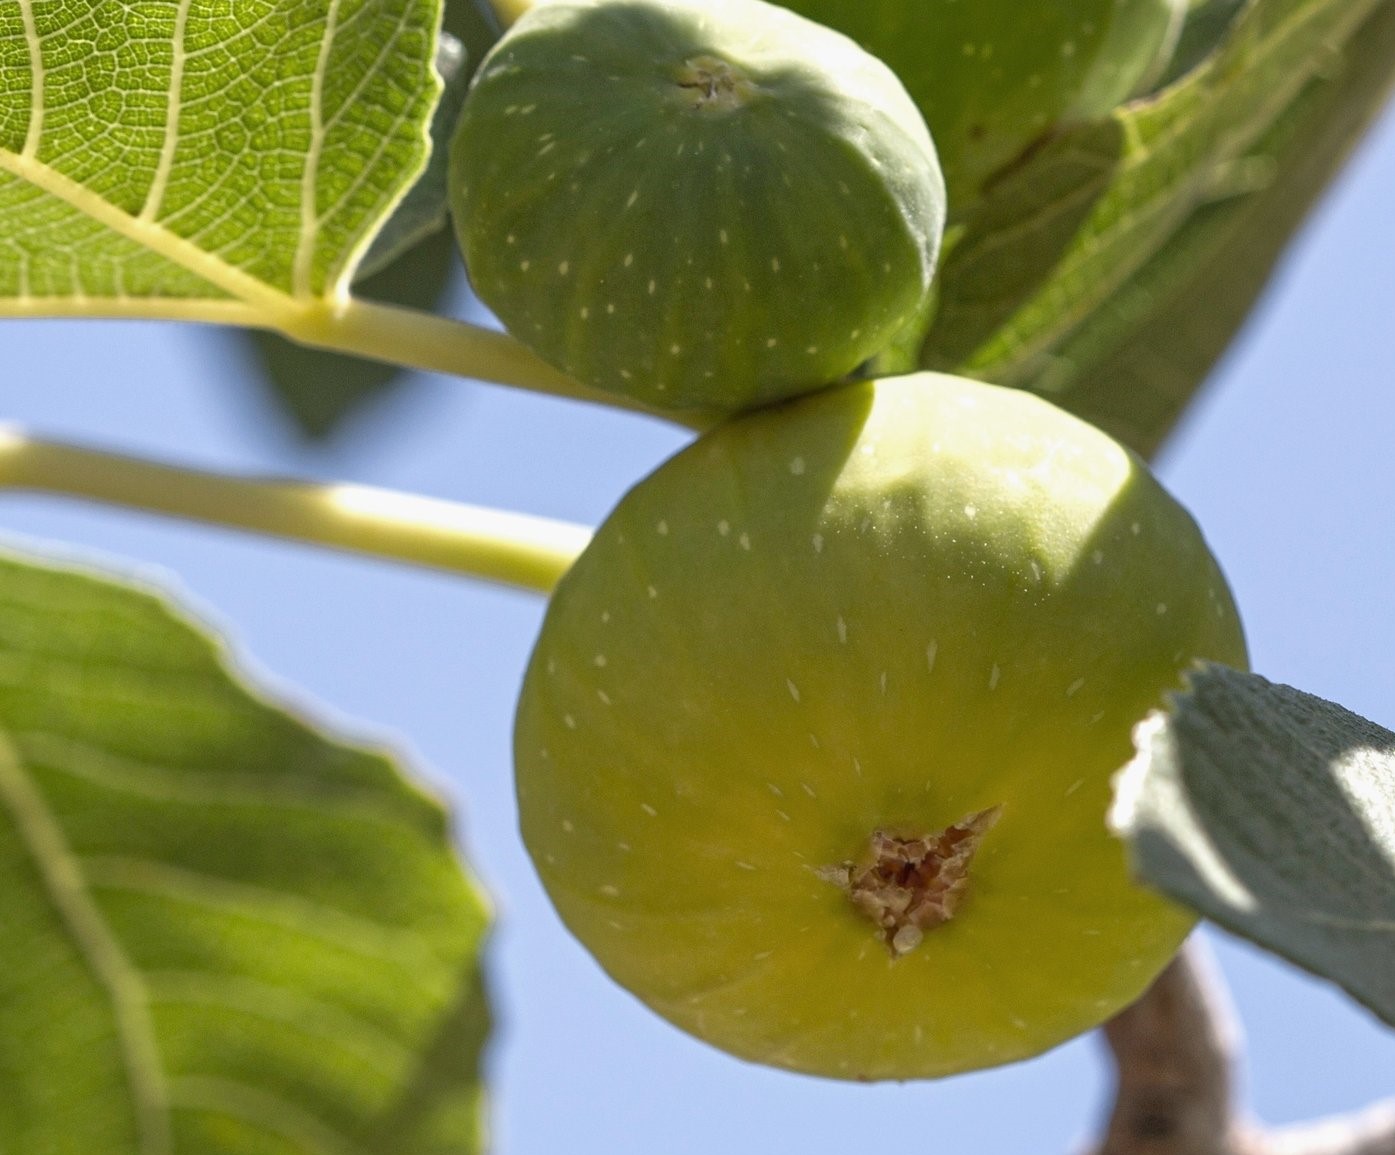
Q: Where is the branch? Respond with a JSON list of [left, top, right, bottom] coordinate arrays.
[[279, 298, 718, 431], [1088, 940, 1393, 1155], [0, 427, 590, 594]]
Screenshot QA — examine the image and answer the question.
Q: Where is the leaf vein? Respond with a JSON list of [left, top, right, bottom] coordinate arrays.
[[83, 854, 452, 989], [0, 733, 172, 1155], [17, 0, 42, 159], [0, 148, 291, 314], [169, 1075, 368, 1155], [296, 0, 345, 299], [141, 0, 194, 224]]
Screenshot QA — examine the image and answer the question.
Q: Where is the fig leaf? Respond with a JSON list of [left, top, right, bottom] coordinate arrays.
[[776, 0, 1186, 211], [1113, 665, 1395, 1029], [919, 0, 1393, 458], [0, 0, 441, 307], [237, 5, 500, 442], [0, 545, 491, 1153]]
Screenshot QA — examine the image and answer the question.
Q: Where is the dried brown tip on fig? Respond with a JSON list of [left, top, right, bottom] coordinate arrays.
[[819, 806, 1003, 957], [673, 55, 759, 112]]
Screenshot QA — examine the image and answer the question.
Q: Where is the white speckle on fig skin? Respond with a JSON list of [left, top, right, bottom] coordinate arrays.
[[1066, 677, 1085, 697], [786, 679, 801, 703], [926, 641, 939, 672], [640, 803, 658, 817], [1065, 779, 1085, 797], [989, 664, 1001, 690]]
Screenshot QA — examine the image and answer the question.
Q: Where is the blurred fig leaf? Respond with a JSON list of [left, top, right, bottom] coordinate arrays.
[[0, 546, 491, 1154], [1112, 665, 1395, 1028], [920, 0, 1395, 458], [1160, 0, 1248, 86], [244, 0, 502, 441]]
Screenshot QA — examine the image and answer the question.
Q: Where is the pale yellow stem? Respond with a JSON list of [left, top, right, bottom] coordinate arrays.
[[0, 427, 590, 594], [278, 298, 717, 431]]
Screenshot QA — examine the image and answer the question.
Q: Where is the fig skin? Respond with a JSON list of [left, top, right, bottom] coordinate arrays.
[[450, 0, 945, 412], [515, 372, 1246, 1081]]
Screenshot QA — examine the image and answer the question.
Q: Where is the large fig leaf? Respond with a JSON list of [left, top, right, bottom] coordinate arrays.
[[1112, 665, 1395, 1029], [921, 0, 1395, 457], [0, 546, 490, 1154], [240, 8, 494, 442], [0, 0, 441, 315]]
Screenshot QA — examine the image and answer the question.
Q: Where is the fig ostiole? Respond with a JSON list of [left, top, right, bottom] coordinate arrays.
[[515, 371, 1246, 1081], [775, 0, 1189, 208], [450, 0, 946, 412]]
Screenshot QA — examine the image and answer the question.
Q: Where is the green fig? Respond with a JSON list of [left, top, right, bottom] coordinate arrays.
[[515, 371, 1245, 1080], [450, 0, 946, 412]]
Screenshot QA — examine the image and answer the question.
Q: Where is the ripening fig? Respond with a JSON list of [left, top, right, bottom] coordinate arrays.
[[515, 372, 1246, 1081], [777, 0, 1188, 206], [450, 0, 946, 412]]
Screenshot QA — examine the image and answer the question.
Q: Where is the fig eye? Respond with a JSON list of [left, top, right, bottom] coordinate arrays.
[[817, 807, 1004, 958]]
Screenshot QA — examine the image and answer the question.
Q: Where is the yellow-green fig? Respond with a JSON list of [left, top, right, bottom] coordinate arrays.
[[515, 372, 1245, 1080]]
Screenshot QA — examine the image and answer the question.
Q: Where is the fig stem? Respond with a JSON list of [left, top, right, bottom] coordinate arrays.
[[0, 427, 590, 593], [276, 299, 718, 432], [1090, 940, 1395, 1155]]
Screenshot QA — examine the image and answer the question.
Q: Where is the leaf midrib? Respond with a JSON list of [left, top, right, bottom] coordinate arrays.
[[0, 149, 297, 316]]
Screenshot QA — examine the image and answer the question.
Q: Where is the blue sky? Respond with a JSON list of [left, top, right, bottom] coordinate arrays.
[[4, 99, 1395, 1155]]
